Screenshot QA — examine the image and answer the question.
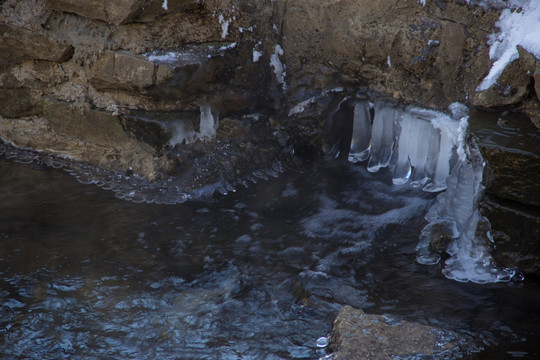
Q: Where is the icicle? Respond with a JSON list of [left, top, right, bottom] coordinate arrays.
[[392, 111, 413, 185], [199, 104, 218, 141], [348, 100, 372, 163], [367, 102, 398, 172]]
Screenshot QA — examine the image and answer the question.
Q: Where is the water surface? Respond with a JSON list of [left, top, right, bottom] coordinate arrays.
[[1, 157, 539, 359]]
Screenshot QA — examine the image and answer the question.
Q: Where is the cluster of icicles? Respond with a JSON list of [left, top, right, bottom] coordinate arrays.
[[331, 99, 522, 283]]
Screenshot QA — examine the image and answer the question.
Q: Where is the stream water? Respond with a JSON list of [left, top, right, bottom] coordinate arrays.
[[1, 153, 540, 359]]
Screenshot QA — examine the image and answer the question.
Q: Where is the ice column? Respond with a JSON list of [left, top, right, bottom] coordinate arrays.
[[348, 100, 372, 163], [418, 140, 521, 283], [367, 102, 399, 172], [168, 120, 198, 146], [199, 104, 218, 140], [168, 104, 218, 146]]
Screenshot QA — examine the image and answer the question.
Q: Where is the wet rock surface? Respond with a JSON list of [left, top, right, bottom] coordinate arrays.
[[470, 109, 540, 276], [328, 306, 473, 360]]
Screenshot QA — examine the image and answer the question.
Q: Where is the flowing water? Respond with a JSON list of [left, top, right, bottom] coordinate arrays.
[[1, 155, 540, 359]]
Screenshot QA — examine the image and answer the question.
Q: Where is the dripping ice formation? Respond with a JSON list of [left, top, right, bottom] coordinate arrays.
[[169, 104, 218, 146], [334, 100, 521, 283]]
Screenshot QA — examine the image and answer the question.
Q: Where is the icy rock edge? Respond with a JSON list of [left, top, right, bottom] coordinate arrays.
[[341, 100, 523, 284]]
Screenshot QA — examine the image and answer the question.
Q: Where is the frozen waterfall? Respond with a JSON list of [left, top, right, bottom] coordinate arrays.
[[327, 99, 522, 283]]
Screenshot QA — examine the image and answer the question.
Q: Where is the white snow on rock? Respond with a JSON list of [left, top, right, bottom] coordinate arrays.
[[162, 0, 168, 10], [270, 44, 286, 89], [477, 0, 540, 91], [218, 13, 231, 39], [252, 50, 262, 63]]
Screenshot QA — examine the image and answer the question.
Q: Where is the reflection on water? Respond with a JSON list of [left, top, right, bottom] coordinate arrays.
[[1, 158, 540, 359]]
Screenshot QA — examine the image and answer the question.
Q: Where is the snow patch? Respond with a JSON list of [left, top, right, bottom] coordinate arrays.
[[218, 13, 231, 39], [252, 50, 262, 63], [270, 44, 286, 89], [287, 88, 344, 116], [162, 0, 168, 10]]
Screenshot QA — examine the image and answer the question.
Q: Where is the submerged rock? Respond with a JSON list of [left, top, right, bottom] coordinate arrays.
[[328, 306, 473, 360]]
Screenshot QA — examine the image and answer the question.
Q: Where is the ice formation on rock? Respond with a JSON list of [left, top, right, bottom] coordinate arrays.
[[345, 101, 461, 193], [477, 0, 540, 91], [326, 99, 522, 283], [367, 102, 398, 173], [270, 44, 286, 89], [169, 104, 218, 146], [348, 101, 372, 163]]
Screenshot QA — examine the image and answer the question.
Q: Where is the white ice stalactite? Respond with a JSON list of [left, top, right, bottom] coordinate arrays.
[[199, 104, 218, 141], [341, 100, 521, 283], [168, 104, 218, 146], [419, 140, 521, 283], [348, 100, 372, 163], [367, 102, 398, 172], [168, 120, 197, 146]]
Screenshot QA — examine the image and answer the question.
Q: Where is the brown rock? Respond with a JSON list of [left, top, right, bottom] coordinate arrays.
[[42, 96, 129, 147], [0, 23, 73, 64], [534, 69, 540, 102], [45, 0, 202, 25], [0, 88, 41, 118], [44, 0, 144, 25], [470, 110, 540, 207], [434, 21, 465, 101], [280, 0, 499, 109], [90, 50, 156, 92], [482, 146, 540, 207], [136, 0, 202, 22], [328, 306, 466, 360], [473, 59, 531, 108], [480, 196, 540, 276]]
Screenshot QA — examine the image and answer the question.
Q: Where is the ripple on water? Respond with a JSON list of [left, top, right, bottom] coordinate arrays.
[[1, 156, 540, 359]]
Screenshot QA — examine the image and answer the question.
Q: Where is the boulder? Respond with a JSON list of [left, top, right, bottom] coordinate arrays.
[[0, 23, 73, 64], [328, 306, 469, 360]]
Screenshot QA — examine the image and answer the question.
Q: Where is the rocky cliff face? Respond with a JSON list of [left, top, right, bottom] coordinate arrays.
[[1, 1, 539, 271]]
